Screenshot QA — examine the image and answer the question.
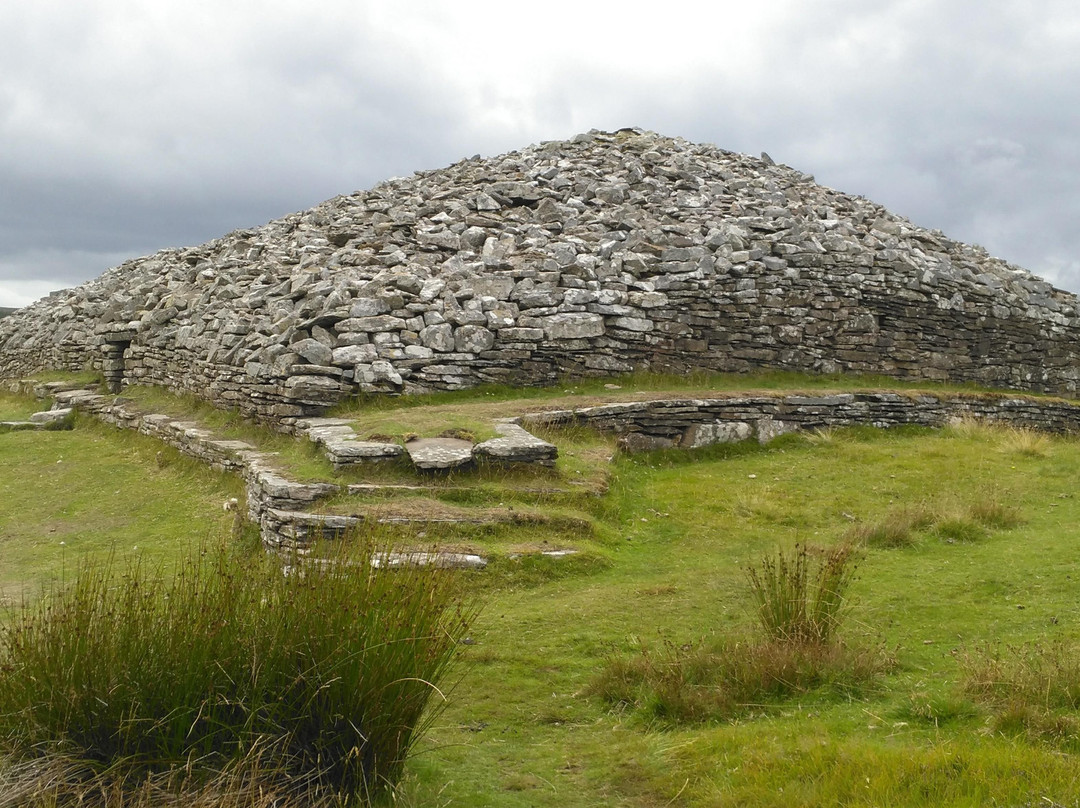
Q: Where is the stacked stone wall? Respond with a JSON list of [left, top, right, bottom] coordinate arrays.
[[3, 129, 1079, 420], [524, 392, 1080, 450]]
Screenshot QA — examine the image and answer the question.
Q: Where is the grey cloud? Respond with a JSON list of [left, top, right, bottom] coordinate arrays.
[[1, 1, 1079, 306]]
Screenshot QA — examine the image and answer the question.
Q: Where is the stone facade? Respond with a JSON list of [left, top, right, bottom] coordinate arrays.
[[2, 128, 1079, 422]]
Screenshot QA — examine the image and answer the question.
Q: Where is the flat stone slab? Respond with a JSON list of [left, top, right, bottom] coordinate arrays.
[[326, 439, 404, 465], [0, 420, 40, 431], [372, 551, 488, 570], [405, 437, 474, 470], [30, 407, 73, 424], [473, 422, 557, 465], [307, 424, 358, 444]]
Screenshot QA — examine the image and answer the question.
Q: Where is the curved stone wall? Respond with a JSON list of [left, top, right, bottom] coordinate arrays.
[[3, 128, 1080, 422], [522, 392, 1080, 451]]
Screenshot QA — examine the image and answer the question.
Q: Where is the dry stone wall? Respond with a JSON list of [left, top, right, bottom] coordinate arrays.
[[522, 392, 1080, 451], [3, 128, 1080, 421]]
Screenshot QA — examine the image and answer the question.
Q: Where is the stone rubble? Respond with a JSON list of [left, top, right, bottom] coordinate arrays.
[[2, 128, 1079, 424]]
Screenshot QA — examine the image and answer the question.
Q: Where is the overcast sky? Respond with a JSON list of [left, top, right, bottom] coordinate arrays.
[[1, 0, 1078, 308]]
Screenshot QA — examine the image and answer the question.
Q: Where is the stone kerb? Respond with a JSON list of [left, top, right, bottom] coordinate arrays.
[[27, 384, 558, 551], [15, 381, 1080, 552], [520, 392, 1080, 450]]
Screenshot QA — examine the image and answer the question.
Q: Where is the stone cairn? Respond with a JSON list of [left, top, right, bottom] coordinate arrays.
[[2, 128, 1079, 426]]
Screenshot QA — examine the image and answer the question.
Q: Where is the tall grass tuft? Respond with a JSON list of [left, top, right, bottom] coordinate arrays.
[[0, 536, 477, 805], [745, 543, 859, 644], [844, 493, 1023, 549], [844, 503, 935, 549], [591, 541, 891, 725], [960, 642, 1080, 747], [999, 426, 1052, 458]]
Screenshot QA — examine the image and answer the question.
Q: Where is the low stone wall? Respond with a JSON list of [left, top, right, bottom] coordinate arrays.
[[522, 392, 1080, 450], [35, 384, 555, 550], [41, 385, 337, 549], [21, 383, 1080, 550]]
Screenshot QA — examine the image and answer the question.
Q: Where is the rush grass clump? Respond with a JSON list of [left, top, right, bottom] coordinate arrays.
[[0, 537, 477, 806], [844, 493, 1023, 549], [589, 635, 892, 725], [745, 543, 859, 644], [591, 542, 891, 724]]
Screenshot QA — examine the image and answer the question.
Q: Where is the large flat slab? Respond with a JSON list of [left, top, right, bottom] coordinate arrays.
[[473, 422, 557, 465], [405, 437, 474, 470]]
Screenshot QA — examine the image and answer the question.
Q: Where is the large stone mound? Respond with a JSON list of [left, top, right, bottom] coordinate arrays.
[[2, 128, 1078, 421]]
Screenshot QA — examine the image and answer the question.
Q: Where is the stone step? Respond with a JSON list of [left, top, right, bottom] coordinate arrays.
[[405, 437, 474, 470]]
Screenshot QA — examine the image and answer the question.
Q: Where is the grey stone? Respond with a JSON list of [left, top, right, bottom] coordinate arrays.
[[284, 375, 349, 401], [473, 422, 558, 465], [455, 324, 495, 353], [681, 421, 752, 448], [339, 315, 407, 333], [292, 338, 333, 366], [755, 417, 799, 444], [420, 322, 456, 352], [350, 297, 391, 317], [30, 407, 74, 424], [541, 313, 605, 340], [406, 437, 474, 470], [326, 440, 404, 465], [331, 344, 377, 365]]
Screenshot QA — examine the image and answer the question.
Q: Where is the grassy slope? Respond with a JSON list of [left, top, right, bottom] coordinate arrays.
[[0, 391, 40, 422], [5, 382, 1080, 805]]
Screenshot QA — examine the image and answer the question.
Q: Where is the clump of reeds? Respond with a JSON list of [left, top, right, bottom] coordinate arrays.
[[590, 542, 893, 724], [745, 543, 859, 644], [0, 535, 477, 806]]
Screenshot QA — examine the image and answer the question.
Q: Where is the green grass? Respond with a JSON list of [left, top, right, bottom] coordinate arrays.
[[961, 640, 1080, 747], [8, 380, 1080, 805], [0, 391, 41, 422], [399, 423, 1080, 806], [0, 411, 246, 601]]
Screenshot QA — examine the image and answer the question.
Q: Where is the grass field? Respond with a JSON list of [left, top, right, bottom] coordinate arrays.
[[399, 422, 1080, 807], [4, 380, 1080, 805], [0, 399, 246, 601]]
